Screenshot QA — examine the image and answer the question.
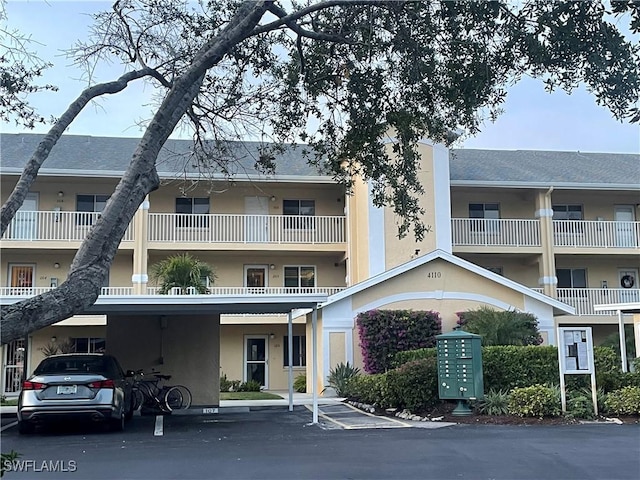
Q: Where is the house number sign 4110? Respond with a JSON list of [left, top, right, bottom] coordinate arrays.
[[426, 272, 442, 279]]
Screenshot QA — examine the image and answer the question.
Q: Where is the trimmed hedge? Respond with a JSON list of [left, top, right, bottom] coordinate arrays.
[[394, 345, 637, 394], [348, 357, 440, 412], [357, 309, 441, 373], [482, 346, 558, 391]]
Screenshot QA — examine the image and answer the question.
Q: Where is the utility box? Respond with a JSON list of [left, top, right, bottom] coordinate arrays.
[[436, 330, 484, 401]]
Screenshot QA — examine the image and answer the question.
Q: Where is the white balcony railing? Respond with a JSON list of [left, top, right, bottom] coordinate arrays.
[[0, 286, 134, 297], [553, 220, 640, 248], [533, 288, 640, 316], [148, 213, 346, 244], [451, 218, 541, 247], [2, 211, 134, 242], [0, 286, 344, 297], [145, 286, 345, 296]]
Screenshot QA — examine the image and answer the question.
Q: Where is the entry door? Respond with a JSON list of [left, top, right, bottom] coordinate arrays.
[[614, 206, 636, 247], [9, 265, 34, 294], [244, 335, 268, 388], [3, 339, 25, 395], [13, 193, 38, 240], [244, 265, 268, 293], [618, 269, 639, 303], [244, 196, 269, 242]]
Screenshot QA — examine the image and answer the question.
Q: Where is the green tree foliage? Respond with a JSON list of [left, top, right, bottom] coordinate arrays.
[[149, 253, 215, 294], [600, 325, 636, 360], [457, 307, 542, 346], [2, 1, 640, 343]]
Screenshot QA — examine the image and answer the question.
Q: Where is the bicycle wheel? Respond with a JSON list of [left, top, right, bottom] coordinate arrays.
[[163, 386, 184, 411], [172, 385, 192, 409], [132, 387, 145, 411]]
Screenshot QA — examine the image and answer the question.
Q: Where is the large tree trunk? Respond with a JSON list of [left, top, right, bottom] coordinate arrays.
[[0, 1, 269, 345]]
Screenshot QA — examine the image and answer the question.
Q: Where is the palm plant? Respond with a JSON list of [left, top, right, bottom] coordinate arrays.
[[458, 307, 542, 346], [150, 253, 215, 294]]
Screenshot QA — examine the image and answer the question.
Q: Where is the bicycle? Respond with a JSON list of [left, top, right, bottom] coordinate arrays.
[[131, 371, 192, 413]]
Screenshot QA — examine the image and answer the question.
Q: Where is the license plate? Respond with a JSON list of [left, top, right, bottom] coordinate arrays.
[[56, 385, 77, 395]]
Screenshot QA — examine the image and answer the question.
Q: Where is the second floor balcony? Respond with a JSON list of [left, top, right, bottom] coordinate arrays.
[[0, 286, 346, 298], [533, 288, 640, 316], [452, 218, 640, 249]]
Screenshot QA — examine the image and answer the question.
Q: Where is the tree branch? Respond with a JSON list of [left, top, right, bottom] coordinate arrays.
[[0, 67, 161, 236]]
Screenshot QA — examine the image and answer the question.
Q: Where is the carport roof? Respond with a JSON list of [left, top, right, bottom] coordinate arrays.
[[0, 293, 328, 315], [594, 302, 640, 314]]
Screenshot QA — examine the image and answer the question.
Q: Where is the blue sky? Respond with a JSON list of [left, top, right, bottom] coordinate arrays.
[[3, 0, 639, 154]]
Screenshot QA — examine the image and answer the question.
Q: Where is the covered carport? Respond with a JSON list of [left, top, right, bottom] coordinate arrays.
[[593, 301, 640, 372], [3, 292, 327, 423]]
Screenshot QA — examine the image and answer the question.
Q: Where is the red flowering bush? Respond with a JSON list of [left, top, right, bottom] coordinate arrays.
[[356, 309, 441, 374]]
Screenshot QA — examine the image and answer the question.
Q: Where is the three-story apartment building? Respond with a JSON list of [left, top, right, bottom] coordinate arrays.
[[1, 133, 638, 404]]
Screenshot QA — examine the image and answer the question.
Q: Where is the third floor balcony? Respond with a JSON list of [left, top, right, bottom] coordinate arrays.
[[452, 218, 640, 250]]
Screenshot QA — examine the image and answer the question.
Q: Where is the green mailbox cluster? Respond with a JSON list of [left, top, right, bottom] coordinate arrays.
[[436, 330, 484, 401]]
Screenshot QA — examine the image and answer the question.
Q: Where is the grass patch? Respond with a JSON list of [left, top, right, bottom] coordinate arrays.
[[0, 398, 18, 406], [220, 392, 283, 400]]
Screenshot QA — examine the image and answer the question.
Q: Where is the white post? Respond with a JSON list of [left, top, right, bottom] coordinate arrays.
[[590, 372, 598, 416], [312, 306, 318, 424], [618, 310, 628, 373], [288, 311, 294, 412]]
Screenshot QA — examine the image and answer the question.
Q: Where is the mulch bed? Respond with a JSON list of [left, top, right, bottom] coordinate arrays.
[[367, 401, 640, 426]]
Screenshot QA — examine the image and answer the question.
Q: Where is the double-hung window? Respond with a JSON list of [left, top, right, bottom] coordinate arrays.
[[469, 203, 500, 233], [76, 194, 109, 225], [283, 199, 315, 229], [283, 335, 306, 367], [284, 266, 315, 292], [175, 197, 209, 228]]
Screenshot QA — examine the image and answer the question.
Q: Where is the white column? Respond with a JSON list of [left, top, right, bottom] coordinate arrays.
[[287, 311, 293, 412]]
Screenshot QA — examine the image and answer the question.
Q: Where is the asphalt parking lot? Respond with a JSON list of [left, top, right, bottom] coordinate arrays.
[[2, 408, 639, 480]]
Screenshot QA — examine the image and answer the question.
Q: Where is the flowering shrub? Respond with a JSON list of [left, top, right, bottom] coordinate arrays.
[[604, 386, 640, 415], [357, 309, 441, 373], [508, 384, 561, 417]]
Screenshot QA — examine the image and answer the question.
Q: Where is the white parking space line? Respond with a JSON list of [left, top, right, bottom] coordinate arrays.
[[154, 415, 163, 436], [0, 421, 17, 433]]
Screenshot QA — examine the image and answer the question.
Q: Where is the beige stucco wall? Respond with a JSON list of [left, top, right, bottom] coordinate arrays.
[[1, 253, 133, 289], [27, 325, 107, 373], [555, 255, 640, 288], [351, 258, 524, 330], [147, 253, 345, 290], [149, 183, 344, 216], [1, 177, 119, 210], [551, 191, 640, 221], [450, 187, 538, 218], [219, 323, 307, 391], [383, 143, 437, 269], [106, 314, 220, 406], [305, 311, 323, 394], [455, 253, 540, 288], [346, 176, 371, 285]]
